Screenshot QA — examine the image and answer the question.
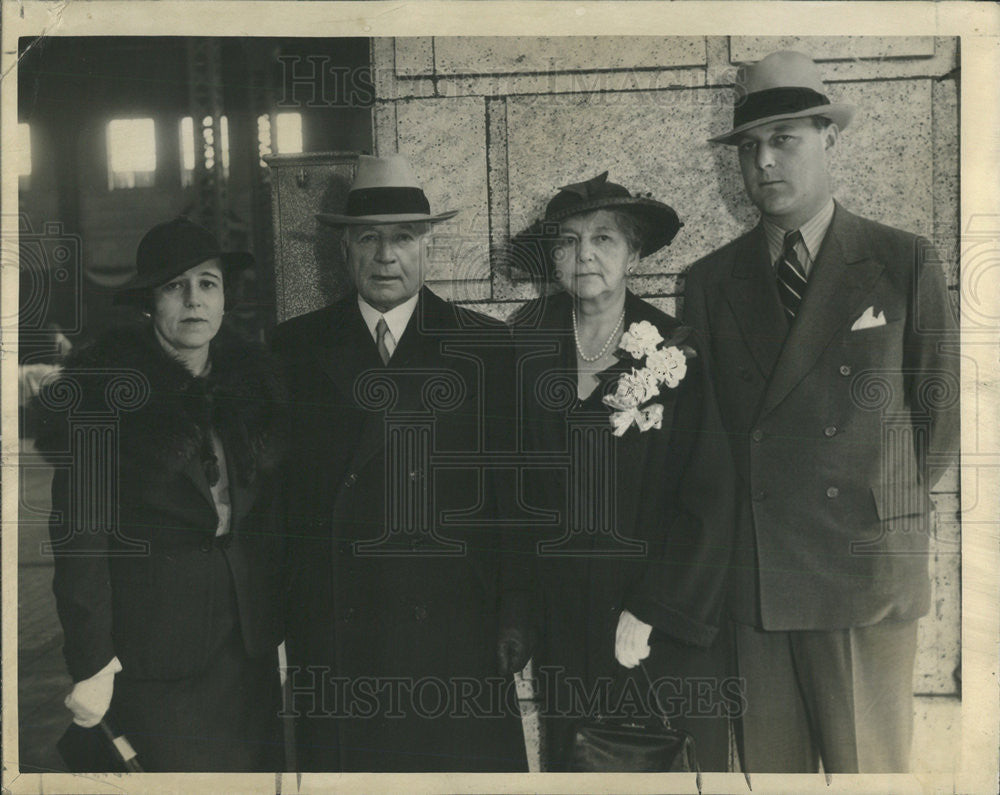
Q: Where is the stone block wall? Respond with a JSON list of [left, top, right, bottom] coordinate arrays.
[[366, 35, 960, 700]]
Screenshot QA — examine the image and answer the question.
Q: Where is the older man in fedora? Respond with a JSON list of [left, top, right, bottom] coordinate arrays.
[[272, 155, 528, 772], [683, 51, 959, 773]]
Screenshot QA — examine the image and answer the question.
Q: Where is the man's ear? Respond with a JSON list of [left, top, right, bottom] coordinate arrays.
[[823, 124, 840, 152]]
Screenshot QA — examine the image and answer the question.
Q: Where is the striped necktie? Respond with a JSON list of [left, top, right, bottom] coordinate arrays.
[[375, 317, 391, 365], [776, 230, 807, 322]]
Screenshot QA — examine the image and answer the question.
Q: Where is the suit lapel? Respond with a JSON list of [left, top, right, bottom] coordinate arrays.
[[722, 225, 787, 379], [760, 204, 886, 418]]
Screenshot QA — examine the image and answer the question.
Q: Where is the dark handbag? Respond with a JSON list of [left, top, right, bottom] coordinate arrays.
[[569, 661, 698, 773]]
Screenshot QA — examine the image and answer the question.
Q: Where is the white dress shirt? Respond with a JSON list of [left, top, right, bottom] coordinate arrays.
[[357, 293, 419, 360], [763, 198, 836, 277]]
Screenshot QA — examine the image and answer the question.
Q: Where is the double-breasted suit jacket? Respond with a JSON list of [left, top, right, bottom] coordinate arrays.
[[683, 203, 960, 631], [273, 286, 527, 773]]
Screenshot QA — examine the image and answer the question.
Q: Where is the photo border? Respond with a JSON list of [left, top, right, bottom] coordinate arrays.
[[2, 3, 997, 793]]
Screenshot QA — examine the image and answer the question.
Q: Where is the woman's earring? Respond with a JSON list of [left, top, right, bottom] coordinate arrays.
[[141, 310, 151, 319]]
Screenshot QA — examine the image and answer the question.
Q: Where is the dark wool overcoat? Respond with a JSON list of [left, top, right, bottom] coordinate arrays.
[[34, 324, 287, 682], [510, 289, 737, 770], [273, 287, 528, 773]]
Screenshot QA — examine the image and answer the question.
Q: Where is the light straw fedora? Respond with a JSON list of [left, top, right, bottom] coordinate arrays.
[[316, 154, 459, 226], [710, 50, 855, 145]]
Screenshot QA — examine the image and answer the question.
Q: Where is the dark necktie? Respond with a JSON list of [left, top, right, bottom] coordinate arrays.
[[375, 317, 391, 365], [776, 230, 807, 322]]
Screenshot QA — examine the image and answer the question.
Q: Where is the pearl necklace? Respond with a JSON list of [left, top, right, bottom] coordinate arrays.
[[572, 305, 625, 363]]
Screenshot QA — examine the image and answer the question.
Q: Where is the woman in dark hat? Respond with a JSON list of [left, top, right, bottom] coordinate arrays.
[[33, 217, 287, 771], [503, 173, 736, 771]]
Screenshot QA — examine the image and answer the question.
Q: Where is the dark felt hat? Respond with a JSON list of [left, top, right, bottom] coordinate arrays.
[[115, 217, 253, 303], [508, 172, 682, 279]]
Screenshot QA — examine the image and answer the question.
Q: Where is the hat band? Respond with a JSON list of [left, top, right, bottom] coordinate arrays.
[[345, 187, 431, 217], [733, 86, 831, 130]]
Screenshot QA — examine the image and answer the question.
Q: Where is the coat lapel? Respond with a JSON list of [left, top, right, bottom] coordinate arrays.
[[389, 286, 453, 371], [722, 225, 788, 380], [227, 454, 253, 532], [338, 288, 450, 482], [179, 455, 218, 521], [316, 298, 390, 486], [314, 299, 383, 400], [760, 204, 887, 418]]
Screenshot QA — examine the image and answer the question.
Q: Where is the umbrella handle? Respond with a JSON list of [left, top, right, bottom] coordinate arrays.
[[98, 719, 144, 773]]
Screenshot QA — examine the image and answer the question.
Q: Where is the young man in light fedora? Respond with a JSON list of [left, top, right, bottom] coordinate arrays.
[[273, 155, 528, 772], [683, 50, 959, 773]]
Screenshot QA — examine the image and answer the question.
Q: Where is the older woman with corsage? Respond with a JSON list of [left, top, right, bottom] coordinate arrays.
[[33, 217, 287, 771], [502, 173, 736, 771]]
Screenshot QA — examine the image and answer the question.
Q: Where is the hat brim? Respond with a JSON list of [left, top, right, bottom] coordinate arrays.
[[113, 251, 254, 304], [506, 197, 682, 283], [315, 210, 459, 227], [709, 102, 855, 145], [510, 196, 682, 259]]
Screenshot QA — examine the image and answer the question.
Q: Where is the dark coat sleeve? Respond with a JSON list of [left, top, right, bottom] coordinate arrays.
[[622, 326, 737, 648], [36, 386, 120, 683], [50, 469, 119, 682], [905, 237, 960, 487], [493, 325, 537, 636], [499, 306, 549, 639]]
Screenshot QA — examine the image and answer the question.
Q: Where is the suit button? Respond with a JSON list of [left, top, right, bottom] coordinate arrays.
[[751, 429, 764, 442], [824, 426, 838, 437], [839, 365, 852, 376], [200, 539, 212, 553], [414, 606, 428, 622], [752, 490, 767, 502], [343, 473, 357, 488], [826, 486, 840, 499]]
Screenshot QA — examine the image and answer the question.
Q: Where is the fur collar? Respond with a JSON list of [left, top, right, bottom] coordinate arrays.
[[34, 322, 286, 485]]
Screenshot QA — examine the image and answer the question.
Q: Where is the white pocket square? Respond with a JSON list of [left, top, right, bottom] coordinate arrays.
[[851, 306, 887, 331]]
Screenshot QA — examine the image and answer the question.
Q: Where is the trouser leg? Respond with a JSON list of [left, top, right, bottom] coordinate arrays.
[[791, 619, 918, 773], [733, 622, 819, 773]]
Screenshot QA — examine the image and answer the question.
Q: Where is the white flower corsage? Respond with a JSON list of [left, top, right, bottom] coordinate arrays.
[[602, 322, 695, 437]]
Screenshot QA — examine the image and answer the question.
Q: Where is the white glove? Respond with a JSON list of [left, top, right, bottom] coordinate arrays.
[[614, 610, 653, 669], [19, 363, 61, 405], [65, 657, 121, 728], [278, 640, 288, 688]]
